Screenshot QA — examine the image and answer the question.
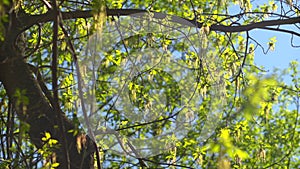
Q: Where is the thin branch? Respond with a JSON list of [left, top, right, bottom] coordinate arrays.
[[232, 31, 249, 82], [51, 1, 71, 168], [291, 34, 300, 47], [41, 0, 52, 9], [51, 4, 59, 111], [58, 16, 102, 169], [260, 26, 300, 37]]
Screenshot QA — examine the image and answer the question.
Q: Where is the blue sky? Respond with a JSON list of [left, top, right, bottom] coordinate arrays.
[[252, 26, 300, 71]]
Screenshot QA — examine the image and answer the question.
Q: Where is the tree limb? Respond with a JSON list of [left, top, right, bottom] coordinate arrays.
[[17, 9, 300, 35]]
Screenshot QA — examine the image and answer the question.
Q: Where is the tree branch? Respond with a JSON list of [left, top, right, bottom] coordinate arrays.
[[18, 9, 300, 35]]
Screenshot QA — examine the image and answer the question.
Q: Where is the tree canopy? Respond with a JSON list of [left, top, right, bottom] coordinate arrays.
[[0, 0, 299, 169]]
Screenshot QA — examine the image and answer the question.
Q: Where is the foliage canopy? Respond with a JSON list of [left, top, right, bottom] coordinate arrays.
[[0, 0, 299, 169]]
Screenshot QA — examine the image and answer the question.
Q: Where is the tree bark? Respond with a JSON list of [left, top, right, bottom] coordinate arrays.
[[0, 5, 95, 169], [0, 56, 96, 169]]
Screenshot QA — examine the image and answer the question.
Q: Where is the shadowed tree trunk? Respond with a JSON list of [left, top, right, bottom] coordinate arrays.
[[0, 5, 95, 169], [0, 54, 96, 169]]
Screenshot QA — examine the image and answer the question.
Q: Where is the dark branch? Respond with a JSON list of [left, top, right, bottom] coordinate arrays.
[[18, 9, 300, 35]]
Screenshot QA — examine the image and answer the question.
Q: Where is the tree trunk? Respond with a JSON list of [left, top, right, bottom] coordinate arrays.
[[0, 4, 95, 169]]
